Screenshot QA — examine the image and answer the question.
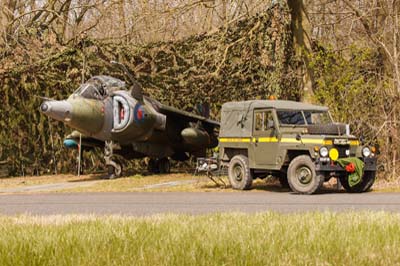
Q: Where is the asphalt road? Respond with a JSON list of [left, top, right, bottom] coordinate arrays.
[[0, 192, 400, 215]]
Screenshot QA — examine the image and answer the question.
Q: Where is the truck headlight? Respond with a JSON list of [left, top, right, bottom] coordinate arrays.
[[362, 147, 371, 157], [320, 147, 329, 157]]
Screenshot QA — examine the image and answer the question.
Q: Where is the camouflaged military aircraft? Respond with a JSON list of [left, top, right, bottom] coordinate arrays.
[[40, 64, 219, 178]]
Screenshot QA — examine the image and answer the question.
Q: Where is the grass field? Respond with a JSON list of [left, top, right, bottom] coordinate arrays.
[[0, 212, 399, 265]]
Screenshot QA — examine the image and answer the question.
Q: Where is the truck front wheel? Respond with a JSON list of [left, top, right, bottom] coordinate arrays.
[[228, 155, 253, 190], [287, 155, 323, 194], [339, 171, 376, 193]]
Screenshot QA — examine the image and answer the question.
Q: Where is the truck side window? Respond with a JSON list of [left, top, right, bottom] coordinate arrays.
[[254, 111, 273, 132], [255, 112, 264, 131]]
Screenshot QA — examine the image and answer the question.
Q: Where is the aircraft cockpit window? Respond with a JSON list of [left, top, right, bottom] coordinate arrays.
[[74, 82, 106, 100]]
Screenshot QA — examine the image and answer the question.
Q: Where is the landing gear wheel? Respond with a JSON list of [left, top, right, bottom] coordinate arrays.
[[103, 140, 122, 179], [106, 163, 122, 180], [158, 158, 171, 174], [339, 171, 376, 193], [228, 155, 253, 190], [287, 155, 323, 194], [147, 159, 159, 174]]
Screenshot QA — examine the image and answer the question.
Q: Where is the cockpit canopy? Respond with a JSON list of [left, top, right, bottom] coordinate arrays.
[[73, 75, 126, 100]]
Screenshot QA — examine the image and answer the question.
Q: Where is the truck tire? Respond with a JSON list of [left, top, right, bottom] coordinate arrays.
[[278, 173, 290, 188], [228, 155, 253, 190], [339, 171, 376, 193], [287, 155, 323, 194]]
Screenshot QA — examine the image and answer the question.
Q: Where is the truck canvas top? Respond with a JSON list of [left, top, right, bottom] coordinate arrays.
[[220, 100, 328, 138]]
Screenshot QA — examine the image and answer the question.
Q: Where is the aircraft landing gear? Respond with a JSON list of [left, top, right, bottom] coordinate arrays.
[[104, 140, 122, 179], [147, 158, 171, 174]]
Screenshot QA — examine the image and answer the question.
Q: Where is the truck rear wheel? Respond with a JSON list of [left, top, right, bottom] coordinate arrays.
[[228, 155, 253, 190], [339, 171, 376, 193], [287, 155, 323, 194], [277, 170, 289, 188]]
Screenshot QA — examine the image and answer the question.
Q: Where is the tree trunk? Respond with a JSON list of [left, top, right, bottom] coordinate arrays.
[[1, 0, 17, 44], [287, 0, 314, 103], [118, 0, 128, 43]]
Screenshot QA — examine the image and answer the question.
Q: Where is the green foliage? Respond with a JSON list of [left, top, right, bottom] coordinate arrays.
[[0, 4, 301, 175], [0, 212, 400, 265], [309, 45, 384, 142]]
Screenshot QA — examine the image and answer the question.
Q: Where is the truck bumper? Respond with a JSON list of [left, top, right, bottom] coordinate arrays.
[[315, 157, 377, 172]]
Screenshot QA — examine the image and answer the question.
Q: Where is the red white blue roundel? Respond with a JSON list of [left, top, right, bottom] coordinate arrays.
[[113, 95, 130, 131], [134, 104, 145, 123]]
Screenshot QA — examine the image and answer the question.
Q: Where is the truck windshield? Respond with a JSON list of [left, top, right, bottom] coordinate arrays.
[[277, 111, 305, 125], [277, 110, 332, 126], [303, 111, 332, 125]]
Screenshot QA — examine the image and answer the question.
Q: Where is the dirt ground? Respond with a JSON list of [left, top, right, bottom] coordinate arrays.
[[0, 170, 396, 194]]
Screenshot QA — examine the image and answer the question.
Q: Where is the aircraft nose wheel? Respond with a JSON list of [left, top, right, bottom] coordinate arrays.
[[107, 163, 122, 179], [104, 140, 123, 179]]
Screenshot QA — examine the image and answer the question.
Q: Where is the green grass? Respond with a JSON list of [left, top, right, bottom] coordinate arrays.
[[0, 212, 400, 265]]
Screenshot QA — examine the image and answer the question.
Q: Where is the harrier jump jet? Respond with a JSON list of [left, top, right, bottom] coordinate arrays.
[[40, 64, 219, 178]]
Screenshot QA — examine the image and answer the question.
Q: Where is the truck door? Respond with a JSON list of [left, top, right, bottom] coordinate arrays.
[[252, 109, 280, 168]]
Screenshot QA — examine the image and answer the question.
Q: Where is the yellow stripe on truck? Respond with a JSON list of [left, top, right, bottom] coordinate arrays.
[[219, 138, 252, 143], [350, 140, 360, 146], [219, 137, 325, 144], [219, 137, 361, 146], [255, 137, 279, 143], [280, 138, 324, 144]]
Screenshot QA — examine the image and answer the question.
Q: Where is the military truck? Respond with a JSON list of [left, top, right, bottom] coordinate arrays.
[[219, 100, 377, 194]]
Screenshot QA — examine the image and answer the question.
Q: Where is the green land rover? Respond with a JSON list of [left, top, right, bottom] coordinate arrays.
[[218, 100, 377, 194]]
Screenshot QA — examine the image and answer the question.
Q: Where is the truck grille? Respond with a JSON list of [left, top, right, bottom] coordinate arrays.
[[336, 145, 350, 158]]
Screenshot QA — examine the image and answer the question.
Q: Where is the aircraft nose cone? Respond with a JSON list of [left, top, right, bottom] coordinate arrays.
[[40, 103, 49, 112], [40, 100, 72, 122]]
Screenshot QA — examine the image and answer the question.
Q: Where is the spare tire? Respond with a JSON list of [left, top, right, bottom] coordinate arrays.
[[307, 123, 347, 135]]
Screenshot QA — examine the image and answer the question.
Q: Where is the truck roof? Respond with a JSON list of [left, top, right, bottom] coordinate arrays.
[[219, 100, 329, 138], [221, 100, 328, 112]]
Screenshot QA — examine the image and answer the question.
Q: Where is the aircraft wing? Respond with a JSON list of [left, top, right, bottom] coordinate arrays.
[[158, 104, 220, 127]]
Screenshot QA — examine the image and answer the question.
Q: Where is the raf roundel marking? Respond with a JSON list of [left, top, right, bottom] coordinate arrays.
[[134, 104, 145, 123]]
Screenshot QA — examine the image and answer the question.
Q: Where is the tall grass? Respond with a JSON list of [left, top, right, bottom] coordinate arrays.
[[0, 212, 399, 265]]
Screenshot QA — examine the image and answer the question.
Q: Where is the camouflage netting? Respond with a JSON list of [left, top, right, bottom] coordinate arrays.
[[0, 2, 302, 175]]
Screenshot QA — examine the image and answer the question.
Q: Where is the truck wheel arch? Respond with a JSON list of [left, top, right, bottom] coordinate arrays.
[[222, 148, 248, 162], [284, 150, 313, 165]]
